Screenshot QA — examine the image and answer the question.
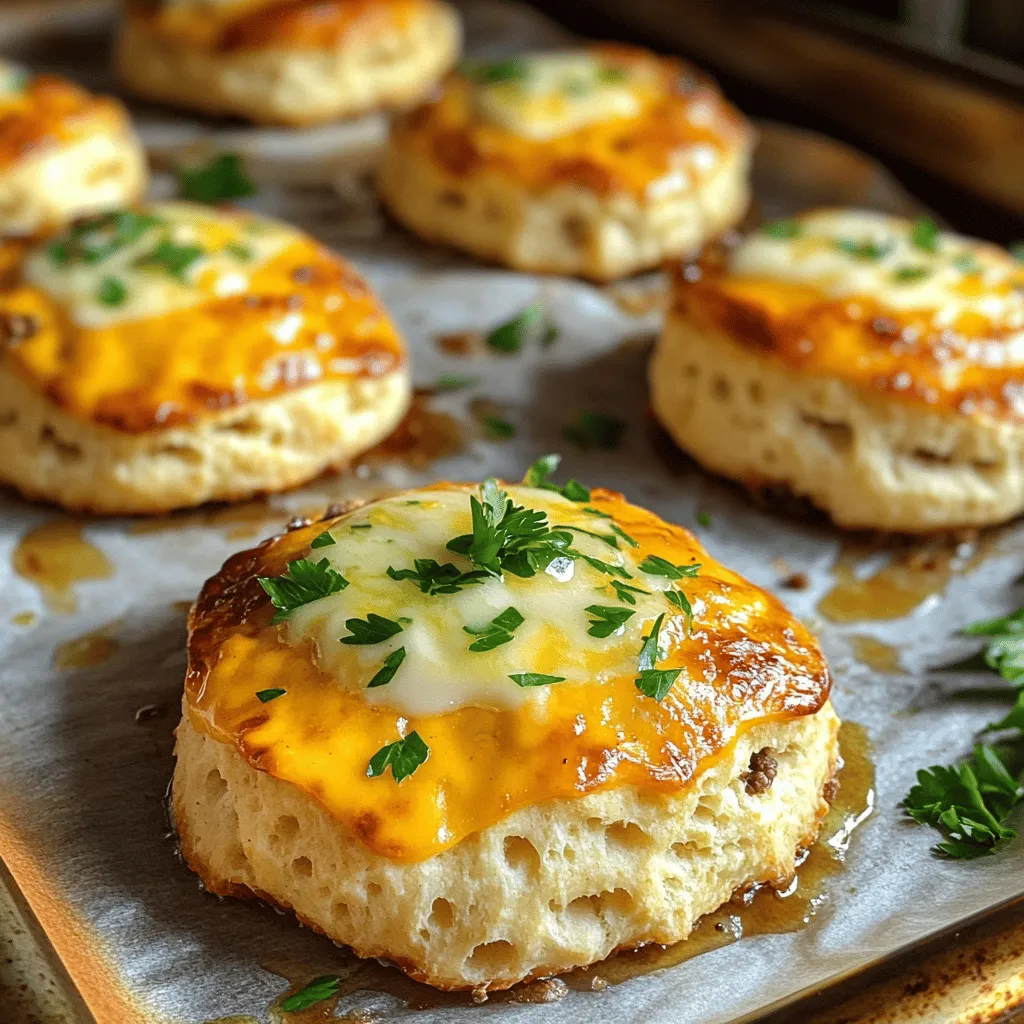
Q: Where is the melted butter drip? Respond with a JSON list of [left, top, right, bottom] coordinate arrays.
[[848, 634, 904, 674], [12, 521, 112, 615], [818, 534, 992, 624], [357, 391, 465, 470], [53, 622, 120, 671]]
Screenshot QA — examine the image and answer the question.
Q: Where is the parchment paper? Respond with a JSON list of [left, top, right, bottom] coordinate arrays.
[[1, 3, 1023, 1022]]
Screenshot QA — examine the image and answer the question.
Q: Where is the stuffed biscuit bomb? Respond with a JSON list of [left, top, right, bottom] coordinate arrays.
[[115, 0, 461, 125], [651, 210, 1024, 531], [378, 46, 753, 280], [0, 201, 409, 514], [0, 62, 146, 237], [172, 469, 839, 990]]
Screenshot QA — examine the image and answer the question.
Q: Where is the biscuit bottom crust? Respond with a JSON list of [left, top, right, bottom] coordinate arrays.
[[172, 701, 839, 991], [377, 137, 751, 281], [0, 363, 410, 514], [114, 2, 460, 125], [650, 317, 1024, 532]]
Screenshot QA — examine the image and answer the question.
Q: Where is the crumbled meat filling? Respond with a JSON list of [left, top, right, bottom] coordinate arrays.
[[742, 748, 778, 795]]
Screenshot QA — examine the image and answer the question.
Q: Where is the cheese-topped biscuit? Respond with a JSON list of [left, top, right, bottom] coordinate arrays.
[[650, 209, 1024, 531], [172, 475, 838, 989], [0, 201, 409, 514], [377, 46, 753, 280], [115, 0, 461, 126], [0, 61, 147, 237]]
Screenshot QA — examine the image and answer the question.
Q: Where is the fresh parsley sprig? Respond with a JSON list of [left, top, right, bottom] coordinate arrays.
[[340, 614, 404, 645], [522, 454, 590, 502], [280, 974, 341, 1012], [962, 606, 1024, 684], [368, 647, 406, 688], [258, 557, 349, 622], [367, 732, 429, 782], [510, 672, 565, 687], [177, 152, 257, 204], [464, 607, 524, 652], [586, 605, 635, 638], [47, 210, 161, 267], [910, 216, 939, 253], [609, 579, 650, 605], [485, 302, 559, 353], [387, 559, 489, 596], [634, 612, 680, 701], [639, 555, 701, 579]]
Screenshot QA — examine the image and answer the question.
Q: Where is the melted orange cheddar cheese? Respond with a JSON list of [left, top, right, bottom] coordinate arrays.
[[0, 201, 404, 432], [676, 209, 1024, 421], [390, 45, 750, 200], [0, 62, 131, 170], [128, 0, 431, 52], [184, 484, 831, 863]]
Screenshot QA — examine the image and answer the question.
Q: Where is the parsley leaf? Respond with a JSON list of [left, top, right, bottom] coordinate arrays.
[[464, 606, 524, 651], [48, 210, 161, 266], [310, 531, 336, 548], [1010, 241, 1024, 264], [224, 241, 252, 260], [387, 559, 489, 596], [510, 672, 565, 687], [610, 523, 639, 547], [610, 579, 650, 605], [565, 525, 618, 549], [634, 612, 681, 701], [256, 687, 285, 703], [137, 237, 204, 281], [963, 606, 1024, 684], [586, 604, 635, 638], [280, 974, 341, 1012], [459, 56, 532, 84], [666, 587, 694, 628], [892, 265, 931, 283], [96, 275, 127, 307], [696, 511, 713, 528], [177, 152, 257, 204], [984, 689, 1024, 734], [340, 613, 404, 645], [482, 414, 516, 440], [910, 216, 939, 253], [904, 744, 1022, 858], [367, 647, 406, 688], [574, 551, 632, 579], [367, 732, 429, 782], [834, 237, 894, 261], [258, 557, 349, 622], [638, 555, 701, 579], [563, 411, 627, 450], [522, 453, 590, 502], [434, 373, 476, 392], [760, 219, 802, 239], [485, 302, 558, 353]]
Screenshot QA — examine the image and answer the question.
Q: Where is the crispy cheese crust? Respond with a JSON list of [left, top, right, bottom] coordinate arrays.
[[651, 209, 1024, 531], [115, 0, 461, 125], [0, 66, 147, 236], [172, 488, 837, 989], [378, 45, 753, 280], [0, 202, 410, 513]]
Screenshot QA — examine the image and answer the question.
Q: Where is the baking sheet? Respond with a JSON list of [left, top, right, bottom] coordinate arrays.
[[1, 2, 1023, 1022]]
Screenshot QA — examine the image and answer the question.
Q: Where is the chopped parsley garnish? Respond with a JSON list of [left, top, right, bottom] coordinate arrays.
[[459, 56, 532, 84], [892, 265, 930, 283], [256, 688, 285, 703], [834, 237, 894, 261], [367, 732, 429, 782], [904, 745, 1022, 859], [522, 453, 590, 502], [1010, 241, 1024, 264], [447, 479, 574, 579], [434, 373, 476, 392], [510, 672, 565, 687], [224, 241, 253, 261], [583, 506, 611, 519], [634, 612, 681, 701], [280, 974, 341, 1012], [351, 523, 372, 530], [586, 605, 635, 638], [597, 65, 629, 84], [638, 554, 701, 579], [963, 606, 1024, 684], [485, 302, 559, 354], [760, 219, 802, 239], [610, 579, 650, 605], [952, 252, 982, 275], [386, 559, 489, 595], [464, 606, 524, 651], [565, 525, 618, 549], [137, 237, 204, 281], [610, 523, 639, 548], [310, 531, 336, 548], [340, 613, 404, 645], [47, 210, 161, 266], [482, 414, 516, 440], [258, 557, 349, 622], [575, 551, 632, 579], [696, 511, 713, 528], [666, 587, 694, 627], [985, 690, 1024, 734], [96, 275, 127, 307], [910, 216, 939, 253], [177, 152, 257, 204], [367, 647, 406, 688], [563, 411, 627, 450]]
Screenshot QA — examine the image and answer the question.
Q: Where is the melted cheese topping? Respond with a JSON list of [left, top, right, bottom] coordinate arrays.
[[395, 43, 750, 199], [185, 484, 831, 862], [2, 202, 404, 432], [675, 209, 1024, 420], [132, 0, 429, 52], [0, 68, 129, 170]]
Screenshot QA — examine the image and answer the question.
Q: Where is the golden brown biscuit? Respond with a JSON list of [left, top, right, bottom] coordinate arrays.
[[650, 209, 1024, 532], [0, 201, 410, 513], [115, 0, 461, 125], [172, 479, 838, 989], [378, 46, 753, 280], [0, 61, 147, 237]]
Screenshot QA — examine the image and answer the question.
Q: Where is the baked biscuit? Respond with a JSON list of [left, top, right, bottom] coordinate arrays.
[[378, 46, 753, 280], [0, 201, 409, 514], [0, 61, 147, 237], [172, 476, 839, 990], [650, 209, 1024, 532], [115, 0, 461, 126]]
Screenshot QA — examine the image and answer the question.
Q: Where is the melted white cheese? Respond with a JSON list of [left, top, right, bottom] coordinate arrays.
[[287, 487, 679, 718], [473, 52, 647, 141], [23, 201, 295, 329], [732, 209, 1024, 336]]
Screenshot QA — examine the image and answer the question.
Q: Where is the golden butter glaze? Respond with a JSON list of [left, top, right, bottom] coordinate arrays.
[[0, 73, 131, 170], [129, 0, 431, 52], [390, 44, 750, 200], [184, 486, 831, 863], [673, 243, 1024, 422], [0, 233, 404, 433]]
